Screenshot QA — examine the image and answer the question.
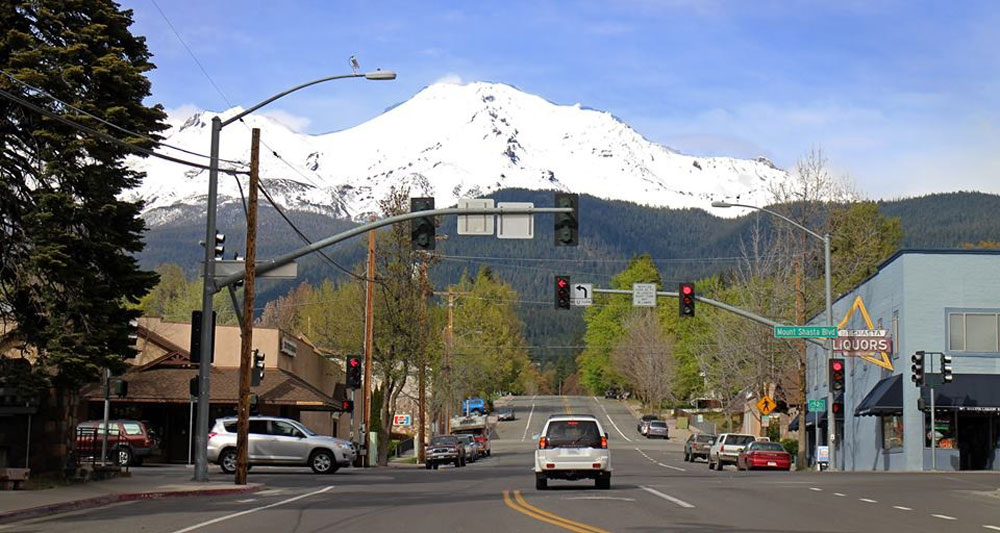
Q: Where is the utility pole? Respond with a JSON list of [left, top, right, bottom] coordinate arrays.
[[795, 248, 808, 470], [362, 221, 376, 466], [234, 128, 260, 485], [445, 290, 455, 434], [417, 253, 429, 464]]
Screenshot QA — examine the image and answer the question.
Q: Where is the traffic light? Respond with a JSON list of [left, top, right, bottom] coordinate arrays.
[[189, 310, 216, 364], [553, 192, 579, 246], [410, 197, 435, 250], [201, 232, 226, 260], [249, 393, 259, 415], [555, 275, 571, 310], [113, 379, 128, 398], [911, 351, 925, 387], [679, 282, 695, 317], [942, 353, 953, 383], [346, 355, 362, 389], [829, 358, 845, 392], [831, 399, 843, 417], [341, 399, 354, 413], [189, 376, 199, 398], [251, 349, 265, 386]]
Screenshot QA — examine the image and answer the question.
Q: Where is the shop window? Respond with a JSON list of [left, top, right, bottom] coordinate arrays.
[[948, 312, 1000, 353], [881, 415, 904, 450], [924, 411, 957, 449]]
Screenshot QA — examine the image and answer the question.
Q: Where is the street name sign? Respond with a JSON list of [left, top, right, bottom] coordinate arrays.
[[496, 202, 534, 239], [633, 283, 657, 307], [773, 326, 838, 338], [808, 398, 827, 413], [457, 198, 495, 236], [571, 283, 593, 306], [204, 260, 298, 279]]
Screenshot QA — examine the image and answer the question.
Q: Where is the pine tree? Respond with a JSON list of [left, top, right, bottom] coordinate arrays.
[[1, 1, 165, 390]]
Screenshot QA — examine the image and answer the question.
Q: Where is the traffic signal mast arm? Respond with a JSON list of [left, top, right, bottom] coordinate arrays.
[[212, 205, 574, 291], [590, 287, 826, 348]]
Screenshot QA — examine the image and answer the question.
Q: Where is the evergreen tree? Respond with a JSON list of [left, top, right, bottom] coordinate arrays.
[[0, 1, 165, 391]]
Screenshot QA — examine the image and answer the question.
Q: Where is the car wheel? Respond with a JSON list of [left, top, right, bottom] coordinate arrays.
[[310, 450, 337, 474], [219, 448, 237, 474], [535, 474, 548, 490], [684, 452, 690, 462], [717, 460, 725, 471], [596, 473, 611, 490], [454, 458, 461, 467], [115, 446, 133, 467], [425, 462, 432, 470], [433, 464, 439, 470]]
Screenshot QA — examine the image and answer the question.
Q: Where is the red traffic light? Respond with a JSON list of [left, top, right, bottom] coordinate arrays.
[[557, 278, 568, 289], [681, 285, 693, 295], [349, 358, 360, 367], [832, 360, 844, 372]]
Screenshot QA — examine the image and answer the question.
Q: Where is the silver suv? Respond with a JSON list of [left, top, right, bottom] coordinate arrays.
[[534, 414, 611, 490], [207, 416, 355, 474], [708, 433, 755, 470]]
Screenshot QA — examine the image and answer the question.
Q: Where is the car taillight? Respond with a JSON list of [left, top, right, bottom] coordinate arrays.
[[208, 432, 217, 440], [600, 436, 608, 449], [538, 436, 547, 449]]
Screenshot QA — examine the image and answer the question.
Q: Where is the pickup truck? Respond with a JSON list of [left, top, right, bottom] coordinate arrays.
[[461, 397, 486, 415]]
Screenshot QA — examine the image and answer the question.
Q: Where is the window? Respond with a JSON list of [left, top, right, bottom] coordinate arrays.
[[924, 411, 957, 449], [545, 421, 602, 448], [122, 423, 143, 435], [270, 421, 300, 437], [881, 416, 904, 450], [949, 312, 1000, 352]]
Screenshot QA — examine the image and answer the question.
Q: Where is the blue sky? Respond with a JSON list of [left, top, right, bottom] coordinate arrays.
[[125, 0, 1000, 200]]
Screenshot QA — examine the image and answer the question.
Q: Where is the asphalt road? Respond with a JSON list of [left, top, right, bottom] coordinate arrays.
[[5, 395, 1000, 532]]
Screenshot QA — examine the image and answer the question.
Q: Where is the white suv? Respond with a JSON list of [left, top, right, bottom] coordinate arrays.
[[708, 433, 755, 470], [534, 415, 611, 490]]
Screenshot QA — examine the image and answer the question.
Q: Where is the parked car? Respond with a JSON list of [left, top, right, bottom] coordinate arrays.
[[534, 414, 611, 490], [206, 416, 354, 474], [683, 434, 717, 462], [497, 406, 516, 421], [455, 434, 478, 462], [708, 433, 756, 470], [646, 420, 669, 439], [426, 435, 466, 469], [737, 441, 793, 471], [604, 387, 621, 399], [637, 414, 660, 435], [75, 419, 158, 466]]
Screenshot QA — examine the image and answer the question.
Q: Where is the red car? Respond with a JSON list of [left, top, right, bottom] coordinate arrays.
[[736, 441, 792, 471], [76, 419, 158, 466]]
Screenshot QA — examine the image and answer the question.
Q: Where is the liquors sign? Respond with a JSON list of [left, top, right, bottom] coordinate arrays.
[[833, 329, 893, 355]]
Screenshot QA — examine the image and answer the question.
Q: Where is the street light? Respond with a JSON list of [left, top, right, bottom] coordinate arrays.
[[711, 200, 835, 469], [194, 69, 396, 482]]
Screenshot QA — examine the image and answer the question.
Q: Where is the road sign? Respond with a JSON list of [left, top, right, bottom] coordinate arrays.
[[833, 330, 892, 355], [816, 445, 830, 464], [808, 398, 827, 413], [773, 325, 838, 338], [571, 283, 592, 306], [756, 396, 776, 415], [457, 198, 495, 235], [203, 260, 298, 279], [633, 283, 656, 307], [392, 414, 411, 427], [496, 202, 534, 239]]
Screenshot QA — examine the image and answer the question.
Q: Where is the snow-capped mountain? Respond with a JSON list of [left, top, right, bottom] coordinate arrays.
[[126, 82, 787, 227]]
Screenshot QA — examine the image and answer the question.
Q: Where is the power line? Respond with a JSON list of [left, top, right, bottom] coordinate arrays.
[[0, 87, 246, 175]]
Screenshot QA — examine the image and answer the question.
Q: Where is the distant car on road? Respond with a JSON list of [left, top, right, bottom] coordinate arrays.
[[75, 419, 158, 466], [454, 434, 479, 462], [426, 435, 466, 469], [637, 414, 660, 435], [462, 397, 486, 415], [683, 434, 716, 462], [708, 433, 756, 470], [604, 387, 621, 399], [646, 420, 669, 439], [207, 416, 354, 474], [737, 441, 793, 471], [497, 406, 516, 421], [534, 414, 611, 490]]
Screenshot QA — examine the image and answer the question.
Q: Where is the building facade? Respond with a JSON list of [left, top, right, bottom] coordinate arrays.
[[806, 250, 1000, 471]]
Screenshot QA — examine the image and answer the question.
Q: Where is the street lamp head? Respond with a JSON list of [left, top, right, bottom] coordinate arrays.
[[711, 201, 733, 208], [365, 70, 397, 80]]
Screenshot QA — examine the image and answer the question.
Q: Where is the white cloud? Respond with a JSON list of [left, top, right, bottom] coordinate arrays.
[[260, 109, 312, 132], [433, 73, 464, 85]]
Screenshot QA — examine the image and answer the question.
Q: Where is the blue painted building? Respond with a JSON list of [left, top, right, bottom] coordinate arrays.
[[806, 249, 1000, 471]]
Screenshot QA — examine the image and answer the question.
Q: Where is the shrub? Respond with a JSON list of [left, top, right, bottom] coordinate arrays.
[[780, 438, 798, 457]]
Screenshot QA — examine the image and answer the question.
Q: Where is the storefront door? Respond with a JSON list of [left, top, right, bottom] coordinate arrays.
[[957, 414, 992, 470]]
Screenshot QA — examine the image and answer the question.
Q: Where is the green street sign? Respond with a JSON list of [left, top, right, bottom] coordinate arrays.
[[774, 326, 838, 338], [808, 399, 827, 413]]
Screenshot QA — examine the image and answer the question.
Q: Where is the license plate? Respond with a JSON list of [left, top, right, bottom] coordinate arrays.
[[560, 449, 585, 456], [767, 461, 777, 466]]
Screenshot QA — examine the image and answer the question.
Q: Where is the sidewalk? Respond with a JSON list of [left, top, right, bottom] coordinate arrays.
[[0, 465, 261, 525]]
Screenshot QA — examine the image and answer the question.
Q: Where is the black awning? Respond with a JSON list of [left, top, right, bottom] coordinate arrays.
[[929, 373, 1000, 413], [855, 374, 902, 416], [789, 411, 824, 431]]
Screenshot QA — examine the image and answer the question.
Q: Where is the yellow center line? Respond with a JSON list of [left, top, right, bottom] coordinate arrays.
[[502, 490, 610, 533]]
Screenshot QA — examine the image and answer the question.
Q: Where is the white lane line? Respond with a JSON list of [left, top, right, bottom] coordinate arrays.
[[640, 486, 695, 508], [656, 462, 686, 472], [565, 496, 637, 502], [893, 506, 912, 511], [236, 498, 256, 503], [834, 493, 846, 497], [521, 403, 536, 442], [809, 487, 822, 492], [859, 498, 878, 503], [170, 485, 334, 533], [594, 396, 632, 442], [932, 515, 957, 521], [983, 525, 1000, 531]]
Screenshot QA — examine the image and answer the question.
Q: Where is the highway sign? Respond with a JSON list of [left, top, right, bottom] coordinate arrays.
[[756, 396, 776, 415], [773, 326, 838, 338], [633, 283, 657, 307], [457, 198, 495, 235], [808, 398, 827, 413], [572, 283, 592, 306], [496, 202, 534, 239]]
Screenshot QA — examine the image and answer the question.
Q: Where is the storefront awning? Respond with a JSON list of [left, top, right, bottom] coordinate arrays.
[[788, 411, 824, 431], [855, 373, 1000, 416], [855, 374, 903, 416]]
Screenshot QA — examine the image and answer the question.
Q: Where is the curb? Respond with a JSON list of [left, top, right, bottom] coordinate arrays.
[[0, 483, 261, 525]]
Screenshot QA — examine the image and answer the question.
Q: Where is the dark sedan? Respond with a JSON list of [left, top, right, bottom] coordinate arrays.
[[425, 435, 466, 469]]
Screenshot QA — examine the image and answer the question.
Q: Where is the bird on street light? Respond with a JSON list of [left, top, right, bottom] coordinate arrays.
[[350, 55, 360, 74]]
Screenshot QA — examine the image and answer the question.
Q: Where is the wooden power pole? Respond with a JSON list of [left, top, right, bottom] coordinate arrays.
[[362, 221, 376, 466], [235, 128, 260, 485]]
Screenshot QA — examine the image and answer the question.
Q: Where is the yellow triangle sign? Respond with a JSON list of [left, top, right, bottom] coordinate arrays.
[[837, 296, 894, 371]]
